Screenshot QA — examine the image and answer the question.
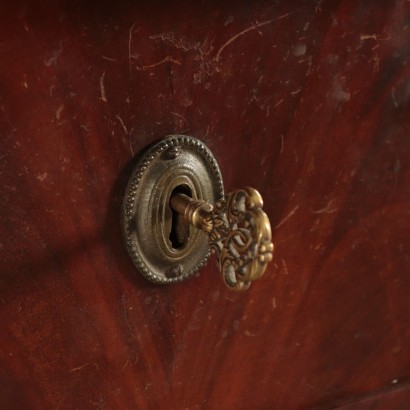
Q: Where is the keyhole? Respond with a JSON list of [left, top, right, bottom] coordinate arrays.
[[169, 185, 192, 249]]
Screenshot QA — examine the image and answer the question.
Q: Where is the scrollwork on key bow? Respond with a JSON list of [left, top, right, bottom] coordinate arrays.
[[170, 187, 274, 291], [205, 187, 274, 291]]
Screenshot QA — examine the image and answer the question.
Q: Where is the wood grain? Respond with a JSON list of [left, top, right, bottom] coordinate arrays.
[[0, 0, 409, 408]]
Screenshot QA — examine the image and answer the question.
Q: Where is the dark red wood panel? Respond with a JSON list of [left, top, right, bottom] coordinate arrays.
[[338, 385, 410, 410], [1, 0, 409, 408]]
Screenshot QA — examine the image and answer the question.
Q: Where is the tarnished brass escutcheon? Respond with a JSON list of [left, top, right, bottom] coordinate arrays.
[[122, 135, 224, 284]]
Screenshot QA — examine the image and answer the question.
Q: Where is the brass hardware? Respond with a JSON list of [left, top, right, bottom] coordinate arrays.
[[122, 135, 273, 291], [170, 188, 273, 291], [122, 135, 224, 285]]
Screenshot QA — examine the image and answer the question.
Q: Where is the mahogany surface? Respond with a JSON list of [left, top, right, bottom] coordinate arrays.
[[1, 1, 410, 409]]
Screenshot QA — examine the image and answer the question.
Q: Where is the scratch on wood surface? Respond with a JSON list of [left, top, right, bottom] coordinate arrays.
[[149, 32, 202, 52], [121, 293, 134, 337], [215, 19, 273, 62], [102, 55, 116, 62], [360, 34, 378, 40], [44, 43, 63, 67], [116, 115, 134, 156], [315, 0, 323, 12], [128, 21, 140, 71], [36, 172, 48, 182], [274, 98, 284, 109], [373, 54, 380, 73], [89, 393, 104, 408], [100, 72, 107, 102], [275, 205, 300, 229], [116, 114, 128, 135], [136, 55, 182, 70], [272, 297, 277, 309], [69, 363, 92, 372], [360, 33, 390, 42], [171, 112, 189, 127], [392, 88, 398, 108], [22, 18, 30, 32], [291, 88, 302, 96], [281, 258, 289, 275], [120, 359, 130, 373], [312, 199, 337, 214], [55, 104, 64, 120], [214, 9, 302, 63], [309, 218, 320, 232]]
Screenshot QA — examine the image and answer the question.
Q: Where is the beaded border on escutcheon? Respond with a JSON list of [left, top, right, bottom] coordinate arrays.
[[122, 135, 224, 284]]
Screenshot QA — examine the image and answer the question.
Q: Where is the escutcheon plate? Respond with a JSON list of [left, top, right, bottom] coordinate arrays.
[[122, 135, 224, 284]]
